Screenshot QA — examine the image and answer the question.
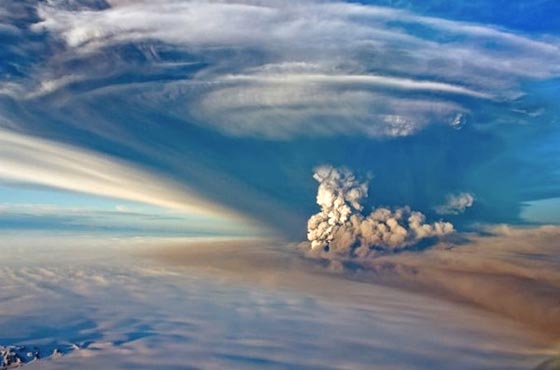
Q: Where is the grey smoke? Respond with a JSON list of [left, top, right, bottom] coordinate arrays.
[[306, 166, 454, 259]]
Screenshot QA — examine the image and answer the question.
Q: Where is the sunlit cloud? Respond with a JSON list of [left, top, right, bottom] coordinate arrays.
[[0, 126, 258, 232], [25, 0, 560, 138], [434, 192, 475, 215]]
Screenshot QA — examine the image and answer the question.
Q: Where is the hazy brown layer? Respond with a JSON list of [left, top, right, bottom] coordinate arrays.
[[139, 226, 560, 344], [136, 238, 356, 298], [358, 226, 560, 340]]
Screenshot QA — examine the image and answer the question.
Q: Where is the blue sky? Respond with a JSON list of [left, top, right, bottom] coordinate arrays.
[[1, 0, 559, 238]]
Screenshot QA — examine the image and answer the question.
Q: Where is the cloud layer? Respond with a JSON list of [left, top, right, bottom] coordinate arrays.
[[0, 234, 550, 370], [24, 0, 560, 139], [305, 166, 453, 259], [0, 125, 255, 230]]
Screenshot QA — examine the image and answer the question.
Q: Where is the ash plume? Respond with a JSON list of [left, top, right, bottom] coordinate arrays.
[[305, 166, 454, 259]]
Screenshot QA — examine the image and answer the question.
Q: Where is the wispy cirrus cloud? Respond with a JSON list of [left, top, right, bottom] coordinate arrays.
[[1, 0, 559, 236], [0, 125, 259, 232], [24, 0, 560, 139]]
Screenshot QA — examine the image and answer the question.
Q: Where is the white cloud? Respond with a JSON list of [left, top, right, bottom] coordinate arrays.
[[188, 80, 467, 138], [223, 73, 491, 98], [26, 74, 84, 98], [0, 126, 255, 229], [435, 192, 475, 215], [26, 0, 560, 139]]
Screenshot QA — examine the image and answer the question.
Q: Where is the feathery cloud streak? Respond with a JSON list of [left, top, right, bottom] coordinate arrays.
[[27, 0, 560, 138], [0, 126, 254, 229]]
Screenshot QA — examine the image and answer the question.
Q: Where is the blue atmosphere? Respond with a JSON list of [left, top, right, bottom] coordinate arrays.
[[1, 0, 560, 238]]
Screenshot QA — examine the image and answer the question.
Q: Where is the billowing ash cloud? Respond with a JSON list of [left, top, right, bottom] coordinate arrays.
[[306, 166, 453, 259], [435, 192, 475, 215]]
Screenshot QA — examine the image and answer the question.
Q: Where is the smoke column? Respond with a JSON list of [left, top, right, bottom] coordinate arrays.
[[306, 166, 454, 259]]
